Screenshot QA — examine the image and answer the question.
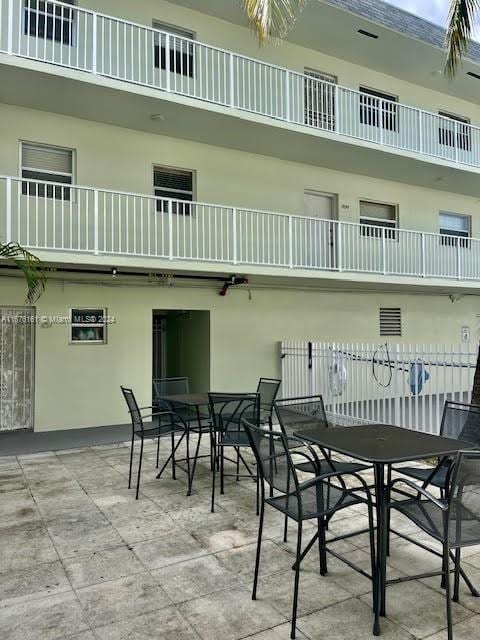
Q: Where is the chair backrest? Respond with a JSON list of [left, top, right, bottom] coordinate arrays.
[[153, 377, 189, 398], [274, 395, 328, 438], [256, 378, 281, 416], [209, 393, 260, 435], [121, 386, 143, 431], [243, 420, 299, 495], [448, 451, 480, 547], [440, 401, 480, 447]]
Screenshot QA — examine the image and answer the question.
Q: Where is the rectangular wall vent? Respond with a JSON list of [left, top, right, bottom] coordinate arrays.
[[467, 71, 480, 80], [379, 307, 402, 337], [357, 29, 378, 39]]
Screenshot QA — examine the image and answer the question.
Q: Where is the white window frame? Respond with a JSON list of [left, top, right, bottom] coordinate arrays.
[[153, 164, 196, 215], [438, 110, 471, 152], [439, 211, 471, 247], [152, 20, 195, 78], [359, 199, 398, 239], [359, 86, 398, 132], [69, 308, 107, 345], [304, 68, 337, 131], [23, 0, 77, 47], [20, 140, 75, 201]]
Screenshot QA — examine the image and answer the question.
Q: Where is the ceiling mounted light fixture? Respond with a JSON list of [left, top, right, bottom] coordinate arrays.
[[150, 113, 165, 121]]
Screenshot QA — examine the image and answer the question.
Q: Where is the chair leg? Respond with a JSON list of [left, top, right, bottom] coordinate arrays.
[[236, 447, 240, 482], [291, 520, 303, 640], [128, 432, 135, 490], [367, 499, 377, 614], [252, 489, 265, 600], [453, 548, 461, 603], [211, 437, 217, 513], [220, 446, 225, 495], [318, 518, 327, 576], [135, 437, 144, 500], [185, 429, 191, 494], [443, 541, 453, 640], [156, 435, 160, 469], [171, 431, 176, 479], [256, 468, 260, 517]]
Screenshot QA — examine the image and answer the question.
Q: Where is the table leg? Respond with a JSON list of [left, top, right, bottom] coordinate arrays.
[[373, 462, 387, 635], [186, 405, 203, 496]]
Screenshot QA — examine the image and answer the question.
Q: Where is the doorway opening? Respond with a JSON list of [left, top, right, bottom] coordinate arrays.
[[152, 309, 210, 402]]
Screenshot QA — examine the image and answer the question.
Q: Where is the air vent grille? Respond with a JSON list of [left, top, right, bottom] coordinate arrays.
[[379, 308, 402, 337]]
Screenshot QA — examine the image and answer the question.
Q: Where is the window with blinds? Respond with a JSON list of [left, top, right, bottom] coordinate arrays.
[[153, 21, 194, 78], [359, 200, 397, 239], [154, 166, 194, 215], [379, 308, 402, 337], [360, 87, 398, 132], [439, 212, 470, 248], [21, 142, 74, 200], [24, 0, 76, 45]]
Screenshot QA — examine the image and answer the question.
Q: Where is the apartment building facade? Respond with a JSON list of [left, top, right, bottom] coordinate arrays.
[[1, 0, 480, 432]]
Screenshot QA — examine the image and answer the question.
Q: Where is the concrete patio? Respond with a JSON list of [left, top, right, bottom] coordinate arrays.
[[1, 437, 480, 640]]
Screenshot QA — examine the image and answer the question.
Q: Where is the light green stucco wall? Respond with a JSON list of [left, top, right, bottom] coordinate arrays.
[[0, 275, 478, 432], [0, 103, 478, 239]]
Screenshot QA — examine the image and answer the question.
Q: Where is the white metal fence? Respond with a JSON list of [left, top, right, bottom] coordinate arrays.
[[2, 0, 480, 169], [3, 175, 480, 281], [281, 341, 477, 434]]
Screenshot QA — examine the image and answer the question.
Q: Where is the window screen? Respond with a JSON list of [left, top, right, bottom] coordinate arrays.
[[154, 166, 194, 215], [21, 142, 74, 200], [153, 21, 194, 78]]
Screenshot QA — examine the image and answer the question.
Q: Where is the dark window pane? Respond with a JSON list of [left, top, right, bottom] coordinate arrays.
[[21, 169, 71, 200], [71, 326, 104, 342], [24, 0, 75, 45], [154, 44, 194, 77], [360, 88, 398, 132], [71, 309, 105, 324]]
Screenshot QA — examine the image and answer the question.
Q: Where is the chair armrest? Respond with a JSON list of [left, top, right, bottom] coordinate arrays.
[[389, 478, 448, 510], [141, 410, 188, 428], [299, 468, 373, 500], [286, 436, 325, 473]]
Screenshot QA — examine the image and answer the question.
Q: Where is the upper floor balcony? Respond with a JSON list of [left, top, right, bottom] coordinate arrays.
[[2, 174, 480, 289], [2, 0, 480, 197]]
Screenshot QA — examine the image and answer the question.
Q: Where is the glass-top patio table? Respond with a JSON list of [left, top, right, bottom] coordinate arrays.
[[293, 422, 475, 636]]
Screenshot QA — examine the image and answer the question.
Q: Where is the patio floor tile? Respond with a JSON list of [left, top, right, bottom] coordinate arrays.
[[153, 554, 241, 603], [297, 597, 416, 640], [178, 586, 287, 640], [0, 591, 90, 640], [132, 529, 208, 569], [62, 543, 146, 589], [0, 560, 71, 607], [75, 571, 172, 627]]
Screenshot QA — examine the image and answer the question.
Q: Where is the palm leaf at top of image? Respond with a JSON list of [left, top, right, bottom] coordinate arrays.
[[445, 0, 480, 76]]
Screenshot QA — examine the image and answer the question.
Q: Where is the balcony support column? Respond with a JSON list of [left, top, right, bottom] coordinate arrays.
[[5, 177, 12, 244], [93, 189, 99, 254], [7, 0, 13, 55]]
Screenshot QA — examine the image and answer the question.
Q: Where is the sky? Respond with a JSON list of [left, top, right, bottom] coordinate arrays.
[[384, 0, 449, 27]]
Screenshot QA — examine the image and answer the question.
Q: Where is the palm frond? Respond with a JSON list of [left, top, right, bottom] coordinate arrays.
[[445, 0, 480, 77], [242, 0, 308, 43], [0, 242, 47, 303]]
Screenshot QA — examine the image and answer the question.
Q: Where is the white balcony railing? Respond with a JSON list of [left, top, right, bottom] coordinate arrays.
[[1, 0, 480, 169], [2, 175, 480, 281]]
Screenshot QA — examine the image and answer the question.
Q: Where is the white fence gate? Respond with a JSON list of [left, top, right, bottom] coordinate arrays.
[[280, 341, 477, 434]]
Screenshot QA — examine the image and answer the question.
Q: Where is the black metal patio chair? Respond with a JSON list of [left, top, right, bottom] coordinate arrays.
[[256, 377, 281, 425], [121, 386, 187, 499], [209, 392, 260, 512], [390, 451, 480, 640], [398, 401, 480, 492], [274, 395, 370, 539], [244, 420, 376, 640]]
